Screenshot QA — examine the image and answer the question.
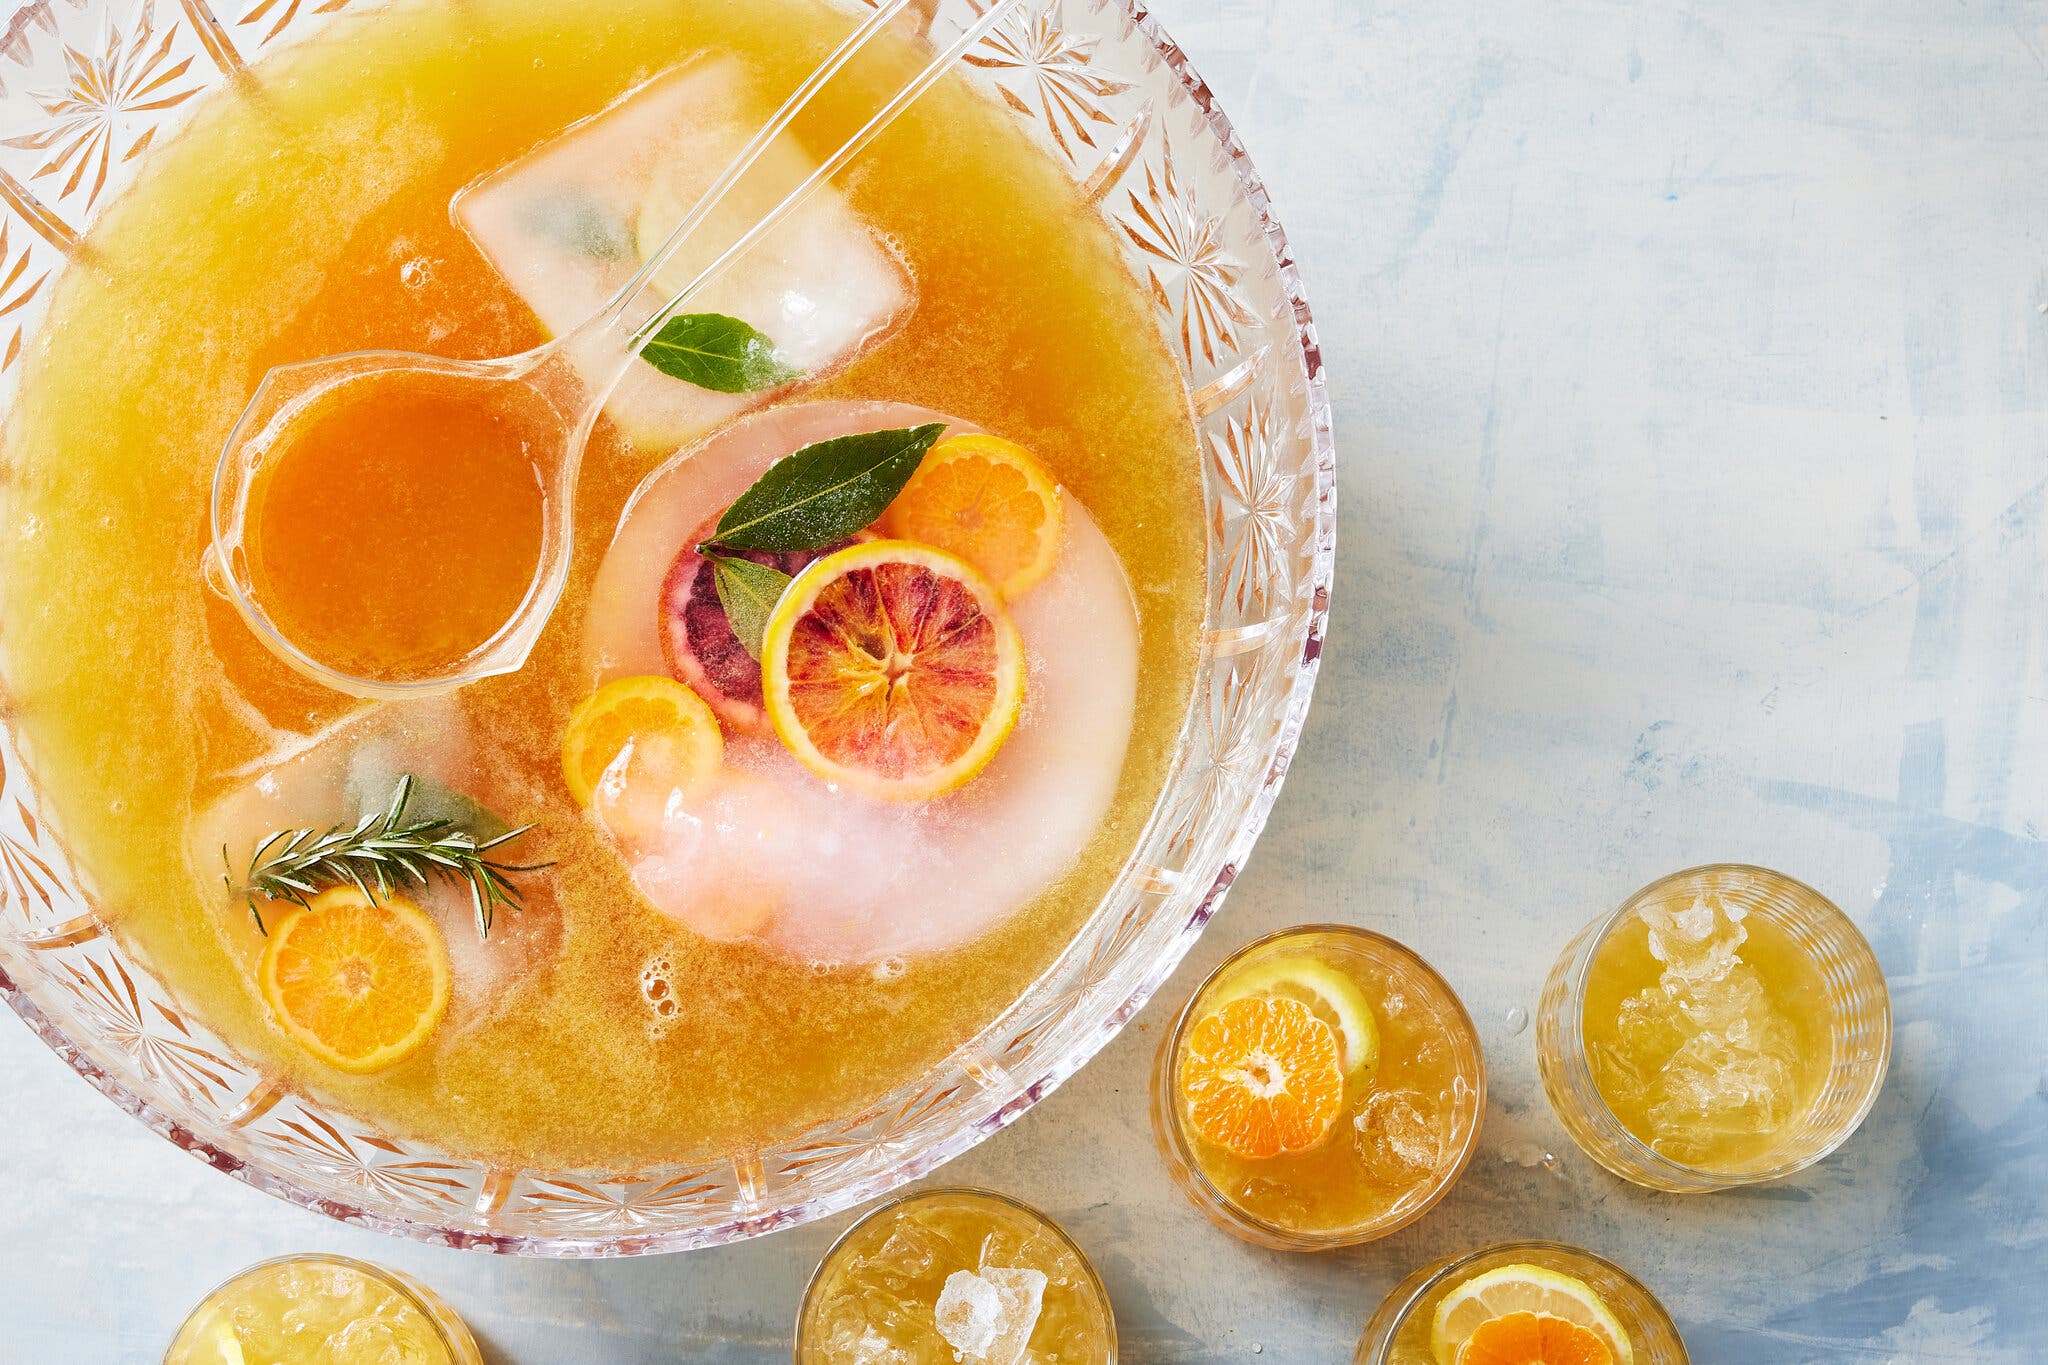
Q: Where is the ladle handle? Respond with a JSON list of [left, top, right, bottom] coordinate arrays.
[[590, 0, 920, 339], [586, 0, 1024, 396]]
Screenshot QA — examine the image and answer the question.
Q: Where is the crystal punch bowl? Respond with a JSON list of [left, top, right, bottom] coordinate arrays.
[[0, 0, 1333, 1253]]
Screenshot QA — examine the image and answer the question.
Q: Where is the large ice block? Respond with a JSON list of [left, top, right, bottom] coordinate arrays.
[[580, 401, 1142, 966], [454, 57, 914, 448], [187, 701, 564, 1036]]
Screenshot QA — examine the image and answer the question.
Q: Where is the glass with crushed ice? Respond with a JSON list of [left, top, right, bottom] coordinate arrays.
[[1537, 864, 1892, 1191], [163, 1254, 482, 1365], [1149, 926, 1487, 1250], [794, 1187, 1115, 1364]]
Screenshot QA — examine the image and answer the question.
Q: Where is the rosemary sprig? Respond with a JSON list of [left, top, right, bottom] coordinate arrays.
[[227, 775, 549, 938]]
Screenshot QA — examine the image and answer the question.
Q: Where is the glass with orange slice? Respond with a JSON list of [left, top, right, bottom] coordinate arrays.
[[1354, 1242, 1689, 1365], [1150, 926, 1486, 1249]]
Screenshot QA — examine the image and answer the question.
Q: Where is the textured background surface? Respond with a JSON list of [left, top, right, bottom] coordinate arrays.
[[4, 0, 2046, 1358]]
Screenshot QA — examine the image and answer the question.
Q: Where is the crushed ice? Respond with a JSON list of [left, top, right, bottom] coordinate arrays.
[[1609, 888, 1802, 1157]]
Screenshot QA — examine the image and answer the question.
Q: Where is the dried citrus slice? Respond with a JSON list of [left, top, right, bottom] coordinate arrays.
[[880, 433, 1065, 598], [1178, 995, 1346, 1159], [761, 540, 1025, 801], [560, 674, 723, 808], [1432, 1266, 1634, 1365], [1456, 1312, 1615, 1365], [1212, 954, 1380, 1083], [257, 887, 451, 1074]]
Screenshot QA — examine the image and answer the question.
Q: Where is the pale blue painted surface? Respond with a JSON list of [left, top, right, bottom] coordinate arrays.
[[3, 0, 2045, 1358]]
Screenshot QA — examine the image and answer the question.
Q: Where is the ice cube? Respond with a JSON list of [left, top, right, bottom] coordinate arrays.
[[978, 1267, 1049, 1365], [934, 1271, 1005, 1359], [1354, 1089, 1444, 1186], [1235, 1175, 1313, 1230], [870, 1221, 947, 1284], [850, 1326, 912, 1365], [455, 57, 913, 449], [578, 399, 1142, 966], [1602, 985, 1690, 1107], [1641, 890, 1748, 989], [186, 700, 565, 1023], [1653, 1035, 1795, 1133]]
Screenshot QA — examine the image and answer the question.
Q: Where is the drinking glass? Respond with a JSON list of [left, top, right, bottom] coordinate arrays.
[[1150, 926, 1486, 1250], [1536, 863, 1891, 1192], [794, 1186, 1116, 1362], [163, 1254, 482, 1365], [1353, 1240, 1688, 1365]]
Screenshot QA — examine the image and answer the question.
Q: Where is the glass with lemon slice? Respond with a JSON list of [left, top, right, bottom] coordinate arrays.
[[1353, 1242, 1688, 1365], [1149, 926, 1486, 1249]]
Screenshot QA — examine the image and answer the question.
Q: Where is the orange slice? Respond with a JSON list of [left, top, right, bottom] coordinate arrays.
[[1178, 995, 1345, 1159], [1457, 1313, 1615, 1365], [1433, 1266, 1634, 1365], [257, 887, 451, 1074], [879, 433, 1065, 598], [761, 540, 1025, 801], [560, 674, 723, 808]]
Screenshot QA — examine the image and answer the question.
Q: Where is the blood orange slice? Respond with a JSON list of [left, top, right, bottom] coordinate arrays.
[[658, 519, 860, 735], [761, 541, 1025, 801]]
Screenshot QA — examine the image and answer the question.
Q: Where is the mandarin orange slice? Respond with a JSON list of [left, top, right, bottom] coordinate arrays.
[[1457, 1312, 1615, 1365], [880, 433, 1065, 598], [1433, 1265, 1634, 1365], [257, 887, 450, 1074], [560, 674, 723, 808], [1178, 994, 1346, 1159], [761, 540, 1025, 801]]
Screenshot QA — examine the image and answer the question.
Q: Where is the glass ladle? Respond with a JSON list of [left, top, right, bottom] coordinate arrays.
[[207, 0, 1017, 700]]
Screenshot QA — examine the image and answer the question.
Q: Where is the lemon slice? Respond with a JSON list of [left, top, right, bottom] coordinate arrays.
[[1212, 954, 1379, 1082], [1431, 1265, 1634, 1365], [635, 163, 780, 302]]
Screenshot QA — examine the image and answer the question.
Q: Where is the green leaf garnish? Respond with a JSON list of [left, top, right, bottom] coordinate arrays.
[[707, 553, 793, 661], [640, 312, 804, 394], [705, 423, 945, 552]]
